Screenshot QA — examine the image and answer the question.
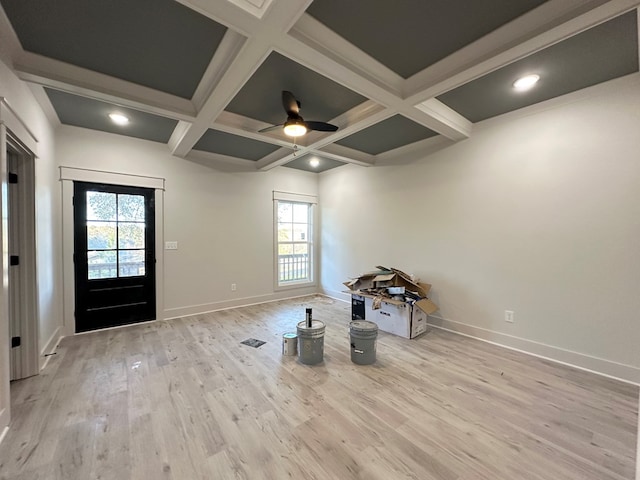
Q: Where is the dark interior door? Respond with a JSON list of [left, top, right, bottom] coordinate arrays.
[[74, 181, 156, 332]]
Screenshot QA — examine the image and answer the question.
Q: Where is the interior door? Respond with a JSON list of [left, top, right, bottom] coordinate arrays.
[[8, 149, 21, 379], [74, 181, 156, 332]]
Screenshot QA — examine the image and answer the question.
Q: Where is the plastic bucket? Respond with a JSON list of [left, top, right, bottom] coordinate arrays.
[[349, 320, 378, 365], [296, 320, 326, 365], [282, 333, 298, 356]]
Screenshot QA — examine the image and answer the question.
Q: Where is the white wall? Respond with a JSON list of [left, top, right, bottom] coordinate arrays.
[[319, 74, 640, 383], [0, 58, 61, 431], [55, 126, 319, 320]]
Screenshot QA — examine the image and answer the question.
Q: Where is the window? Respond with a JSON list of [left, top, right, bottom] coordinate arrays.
[[274, 191, 316, 287], [85, 190, 147, 279]]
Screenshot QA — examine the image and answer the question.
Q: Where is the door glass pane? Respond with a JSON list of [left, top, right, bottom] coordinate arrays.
[[118, 223, 145, 249], [293, 203, 308, 223], [119, 250, 145, 277], [118, 194, 145, 222], [87, 222, 116, 250], [87, 250, 117, 279], [86, 191, 116, 221]]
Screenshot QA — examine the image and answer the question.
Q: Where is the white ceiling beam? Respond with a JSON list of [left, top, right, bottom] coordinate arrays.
[[170, 0, 312, 157], [314, 144, 375, 167], [289, 14, 404, 97], [0, 4, 21, 61], [275, 31, 400, 108], [250, 97, 467, 168], [167, 121, 193, 154], [405, 0, 640, 103], [213, 110, 299, 148], [185, 149, 260, 173], [189, 0, 636, 169], [254, 145, 300, 169], [225, 0, 275, 20], [409, 99, 472, 140], [174, 0, 262, 36], [191, 30, 248, 111], [278, 21, 472, 142], [186, 148, 259, 167], [26, 84, 60, 127], [14, 51, 197, 121], [375, 135, 456, 166], [256, 103, 392, 170]]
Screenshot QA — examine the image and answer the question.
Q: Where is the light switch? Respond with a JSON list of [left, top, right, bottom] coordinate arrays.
[[165, 241, 178, 250]]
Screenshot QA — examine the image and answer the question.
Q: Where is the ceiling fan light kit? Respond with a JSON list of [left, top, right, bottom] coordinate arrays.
[[259, 91, 338, 138], [284, 119, 307, 137]]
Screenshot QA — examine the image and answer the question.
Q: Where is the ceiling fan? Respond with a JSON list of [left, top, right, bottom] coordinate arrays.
[[259, 91, 338, 137]]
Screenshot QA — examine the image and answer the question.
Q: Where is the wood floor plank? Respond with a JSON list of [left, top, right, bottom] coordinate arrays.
[[0, 295, 637, 479]]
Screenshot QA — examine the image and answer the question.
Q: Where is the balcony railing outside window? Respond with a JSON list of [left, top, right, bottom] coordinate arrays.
[[278, 253, 309, 283], [88, 261, 145, 279]]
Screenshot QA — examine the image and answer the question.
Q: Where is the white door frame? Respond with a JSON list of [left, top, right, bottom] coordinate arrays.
[[59, 167, 165, 336], [7, 137, 39, 380], [0, 97, 40, 432]]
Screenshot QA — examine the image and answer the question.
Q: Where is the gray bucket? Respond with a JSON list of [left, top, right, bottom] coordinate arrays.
[[282, 333, 298, 356], [297, 320, 326, 365], [350, 320, 378, 365]]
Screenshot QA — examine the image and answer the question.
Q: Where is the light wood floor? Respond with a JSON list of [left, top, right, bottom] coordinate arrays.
[[0, 295, 637, 479]]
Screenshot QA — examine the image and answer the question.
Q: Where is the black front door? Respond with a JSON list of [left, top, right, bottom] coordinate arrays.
[[74, 181, 156, 332]]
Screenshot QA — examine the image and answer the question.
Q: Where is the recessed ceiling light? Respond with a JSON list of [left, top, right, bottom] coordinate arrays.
[[109, 113, 129, 125], [513, 74, 540, 91], [309, 158, 320, 168]]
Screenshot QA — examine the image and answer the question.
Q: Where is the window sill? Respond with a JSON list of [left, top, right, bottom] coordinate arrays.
[[275, 280, 316, 292]]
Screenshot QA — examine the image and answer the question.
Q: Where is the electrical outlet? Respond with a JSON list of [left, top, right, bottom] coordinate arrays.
[[231, 283, 237, 291], [165, 241, 178, 250], [505, 310, 514, 323]]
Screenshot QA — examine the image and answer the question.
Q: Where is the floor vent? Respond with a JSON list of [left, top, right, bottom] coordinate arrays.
[[241, 338, 266, 348]]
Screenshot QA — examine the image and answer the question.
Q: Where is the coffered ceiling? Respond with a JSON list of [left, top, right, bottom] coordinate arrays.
[[1, 0, 638, 173]]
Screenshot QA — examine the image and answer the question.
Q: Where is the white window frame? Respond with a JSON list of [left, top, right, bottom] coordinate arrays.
[[273, 191, 317, 290]]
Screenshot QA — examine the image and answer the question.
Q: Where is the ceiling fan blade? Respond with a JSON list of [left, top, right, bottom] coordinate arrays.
[[305, 121, 338, 132], [258, 124, 284, 133], [282, 91, 300, 116]]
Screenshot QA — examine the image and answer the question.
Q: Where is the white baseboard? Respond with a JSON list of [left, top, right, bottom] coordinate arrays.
[[39, 326, 63, 371], [320, 289, 640, 385], [637, 398, 640, 480], [164, 288, 320, 320], [0, 410, 8, 445], [321, 288, 351, 303], [428, 315, 640, 386]]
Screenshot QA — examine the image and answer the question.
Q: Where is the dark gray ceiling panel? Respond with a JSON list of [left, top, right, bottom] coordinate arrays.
[[225, 51, 367, 126], [193, 129, 281, 161], [307, 0, 547, 78], [336, 115, 438, 155], [437, 12, 639, 123], [284, 154, 345, 173], [45, 88, 177, 143], [1, 0, 227, 99]]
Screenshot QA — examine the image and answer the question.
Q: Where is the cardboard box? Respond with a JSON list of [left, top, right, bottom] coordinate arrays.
[[351, 294, 366, 320], [344, 266, 433, 299], [352, 293, 434, 339], [345, 266, 439, 339]]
